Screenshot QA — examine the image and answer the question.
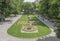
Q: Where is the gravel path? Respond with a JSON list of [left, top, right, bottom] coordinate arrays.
[[0, 14, 60, 41]]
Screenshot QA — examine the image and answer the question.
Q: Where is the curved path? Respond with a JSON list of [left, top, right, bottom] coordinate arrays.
[[0, 14, 60, 41], [0, 15, 37, 41]]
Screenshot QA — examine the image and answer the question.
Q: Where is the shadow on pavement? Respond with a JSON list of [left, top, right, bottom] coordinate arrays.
[[37, 36, 60, 41]]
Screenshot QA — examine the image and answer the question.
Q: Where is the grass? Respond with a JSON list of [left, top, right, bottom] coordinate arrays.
[[7, 14, 51, 38]]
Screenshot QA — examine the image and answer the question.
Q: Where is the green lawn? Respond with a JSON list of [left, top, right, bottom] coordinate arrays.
[[7, 14, 51, 38]]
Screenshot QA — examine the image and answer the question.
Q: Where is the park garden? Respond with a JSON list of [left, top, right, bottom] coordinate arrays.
[[0, 0, 60, 38]]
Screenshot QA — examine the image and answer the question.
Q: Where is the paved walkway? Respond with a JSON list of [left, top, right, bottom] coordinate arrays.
[[33, 13, 56, 29], [0, 14, 60, 41], [0, 15, 37, 41], [33, 13, 60, 41]]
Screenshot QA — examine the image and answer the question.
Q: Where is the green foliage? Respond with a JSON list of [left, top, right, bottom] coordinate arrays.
[[21, 2, 34, 14], [36, 0, 60, 38], [0, 0, 23, 18], [36, 0, 60, 19], [9, 0, 23, 15]]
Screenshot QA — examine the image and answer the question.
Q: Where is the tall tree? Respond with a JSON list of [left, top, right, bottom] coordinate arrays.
[[0, 0, 23, 21], [21, 2, 34, 14]]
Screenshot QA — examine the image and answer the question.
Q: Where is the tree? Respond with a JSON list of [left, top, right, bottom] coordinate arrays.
[[36, 0, 60, 38], [0, 0, 23, 21], [21, 2, 34, 14], [9, 0, 23, 16]]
